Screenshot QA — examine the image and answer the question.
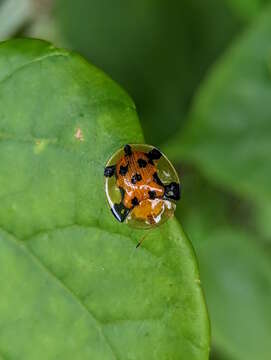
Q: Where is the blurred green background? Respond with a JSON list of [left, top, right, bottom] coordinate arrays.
[[1, 0, 271, 359]]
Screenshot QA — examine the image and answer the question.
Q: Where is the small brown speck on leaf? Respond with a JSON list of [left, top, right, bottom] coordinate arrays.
[[75, 128, 84, 141]]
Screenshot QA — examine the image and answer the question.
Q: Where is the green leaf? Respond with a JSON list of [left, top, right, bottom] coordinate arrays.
[[0, 39, 209, 359], [165, 5, 271, 238], [53, 0, 240, 145], [226, 0, 269, 22], [199, 228, 271, 360], [176, 171, 271, 360]]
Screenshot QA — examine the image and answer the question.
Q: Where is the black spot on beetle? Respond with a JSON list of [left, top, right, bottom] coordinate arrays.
[[131, 173, 142, 184], [164, 182, 180, 200], [119, 164, 128, 176], [153, 172, 163, 186], [137, 158, 147, 168], [104, 165, 115, 177], [119, 187, 125, 200], [124, 144, 132, 156], [148, 190, 156, 199], [131, 197, 139, 206], [147, 148, 162, 160]]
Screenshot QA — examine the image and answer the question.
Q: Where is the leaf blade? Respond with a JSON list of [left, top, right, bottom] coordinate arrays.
[[0, 39, 209, 359]]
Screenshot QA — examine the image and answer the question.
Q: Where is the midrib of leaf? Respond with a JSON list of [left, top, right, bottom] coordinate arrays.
[[0, 225, 119, 360]]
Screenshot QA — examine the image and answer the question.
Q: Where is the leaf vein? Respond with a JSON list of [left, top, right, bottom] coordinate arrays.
[[0, 226, 119, 360]]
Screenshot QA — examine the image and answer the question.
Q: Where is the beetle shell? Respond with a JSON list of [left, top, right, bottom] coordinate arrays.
[[116, 150, 164, 209], [104, 144, 180, 228]]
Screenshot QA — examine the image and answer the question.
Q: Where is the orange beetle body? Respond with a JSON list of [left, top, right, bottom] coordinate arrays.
[[104, 144, 180, 224]]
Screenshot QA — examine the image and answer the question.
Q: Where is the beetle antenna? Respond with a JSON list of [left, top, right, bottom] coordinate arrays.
[[136, 233, 148, 248]]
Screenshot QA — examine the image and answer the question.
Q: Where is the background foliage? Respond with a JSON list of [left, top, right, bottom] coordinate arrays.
[[0, 0, 271, 359]]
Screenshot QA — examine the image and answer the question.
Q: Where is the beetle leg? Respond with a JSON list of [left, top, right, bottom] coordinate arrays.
[[153, 172, 164, 186], [111, 202, 130, 222], [119, 187, 125, 200]]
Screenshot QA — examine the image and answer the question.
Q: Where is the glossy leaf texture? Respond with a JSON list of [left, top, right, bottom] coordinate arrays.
[[165, 5, 271, 238], [0, 39, 209, 360]]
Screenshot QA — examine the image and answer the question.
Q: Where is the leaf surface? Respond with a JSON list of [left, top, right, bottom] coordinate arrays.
[[0, 39, 209, 360]]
